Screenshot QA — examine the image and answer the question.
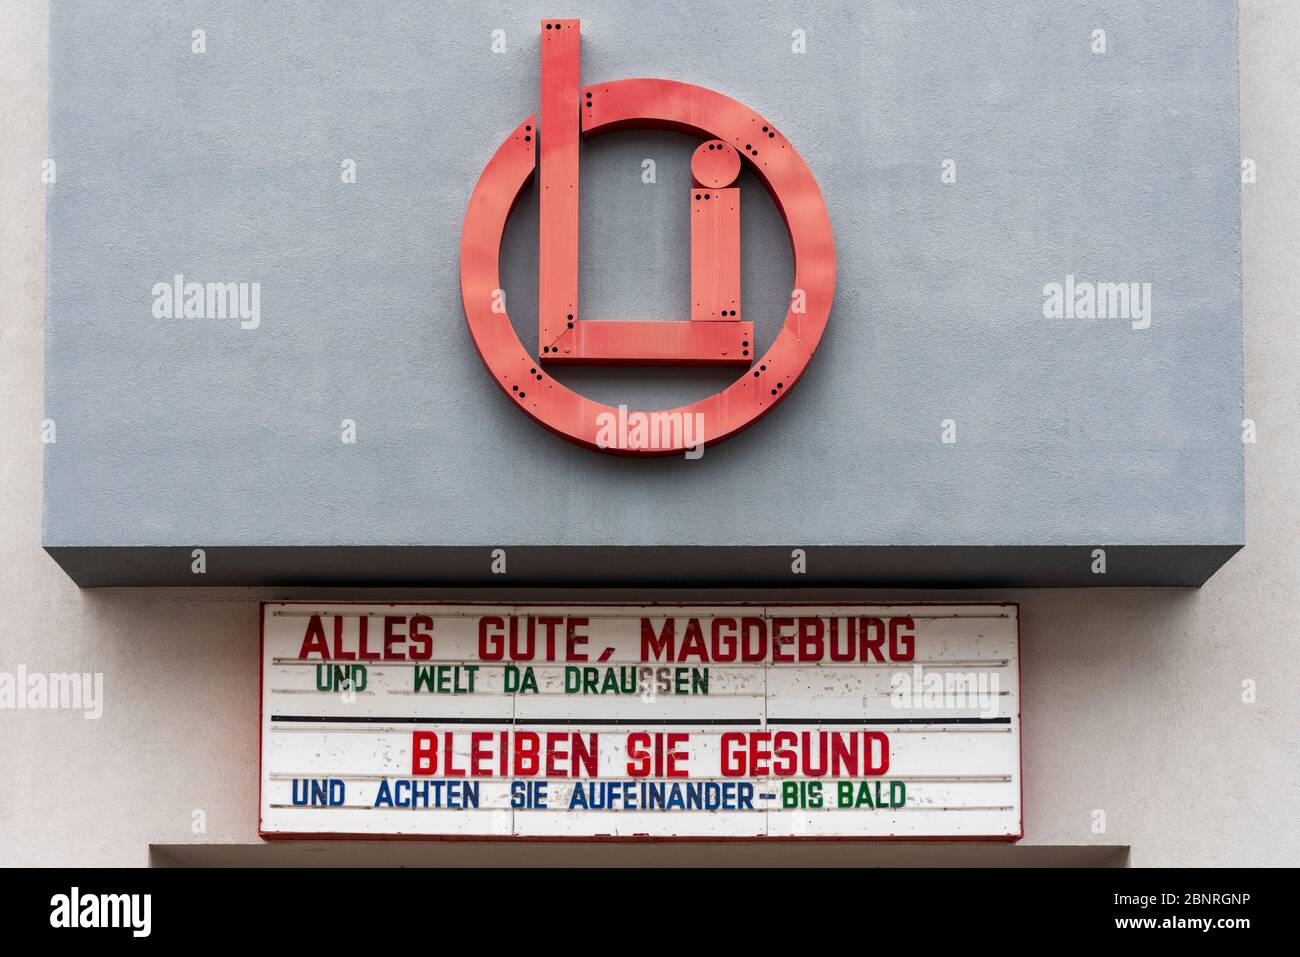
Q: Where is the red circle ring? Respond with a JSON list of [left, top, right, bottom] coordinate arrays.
[[460, 79, 836, 456]]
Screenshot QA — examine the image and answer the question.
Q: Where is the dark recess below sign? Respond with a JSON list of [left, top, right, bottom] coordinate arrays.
[[45, 544, 1240, 588]]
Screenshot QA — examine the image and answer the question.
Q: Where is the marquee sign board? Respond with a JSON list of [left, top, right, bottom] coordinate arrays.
[[259, 602, 1021, 840]]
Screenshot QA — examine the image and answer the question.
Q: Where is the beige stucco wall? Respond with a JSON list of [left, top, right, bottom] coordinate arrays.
[[2, 0, 1296, 866]]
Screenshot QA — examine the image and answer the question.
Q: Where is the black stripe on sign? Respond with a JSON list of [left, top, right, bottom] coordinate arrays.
[[767, 717, 1011, 726], [270, 716, 1008, 726], [270, 716, 761, 726]]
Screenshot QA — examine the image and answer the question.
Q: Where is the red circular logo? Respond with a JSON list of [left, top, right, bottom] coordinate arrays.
[[461, 19, 835, 456]]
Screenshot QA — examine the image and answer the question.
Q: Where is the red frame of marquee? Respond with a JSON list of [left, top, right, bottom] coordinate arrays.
[[258, 600, 1023, 844], [459, 18, 836, 454]]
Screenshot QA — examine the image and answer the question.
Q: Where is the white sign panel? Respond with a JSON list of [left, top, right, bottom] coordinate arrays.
[[260, 602, 1021, 839]]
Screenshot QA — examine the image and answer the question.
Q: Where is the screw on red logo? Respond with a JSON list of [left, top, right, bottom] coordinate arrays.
[[460, 18, 835, 456]]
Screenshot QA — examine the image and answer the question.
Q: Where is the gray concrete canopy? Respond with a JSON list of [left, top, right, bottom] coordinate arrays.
[[42, 0, 1243, 586]]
